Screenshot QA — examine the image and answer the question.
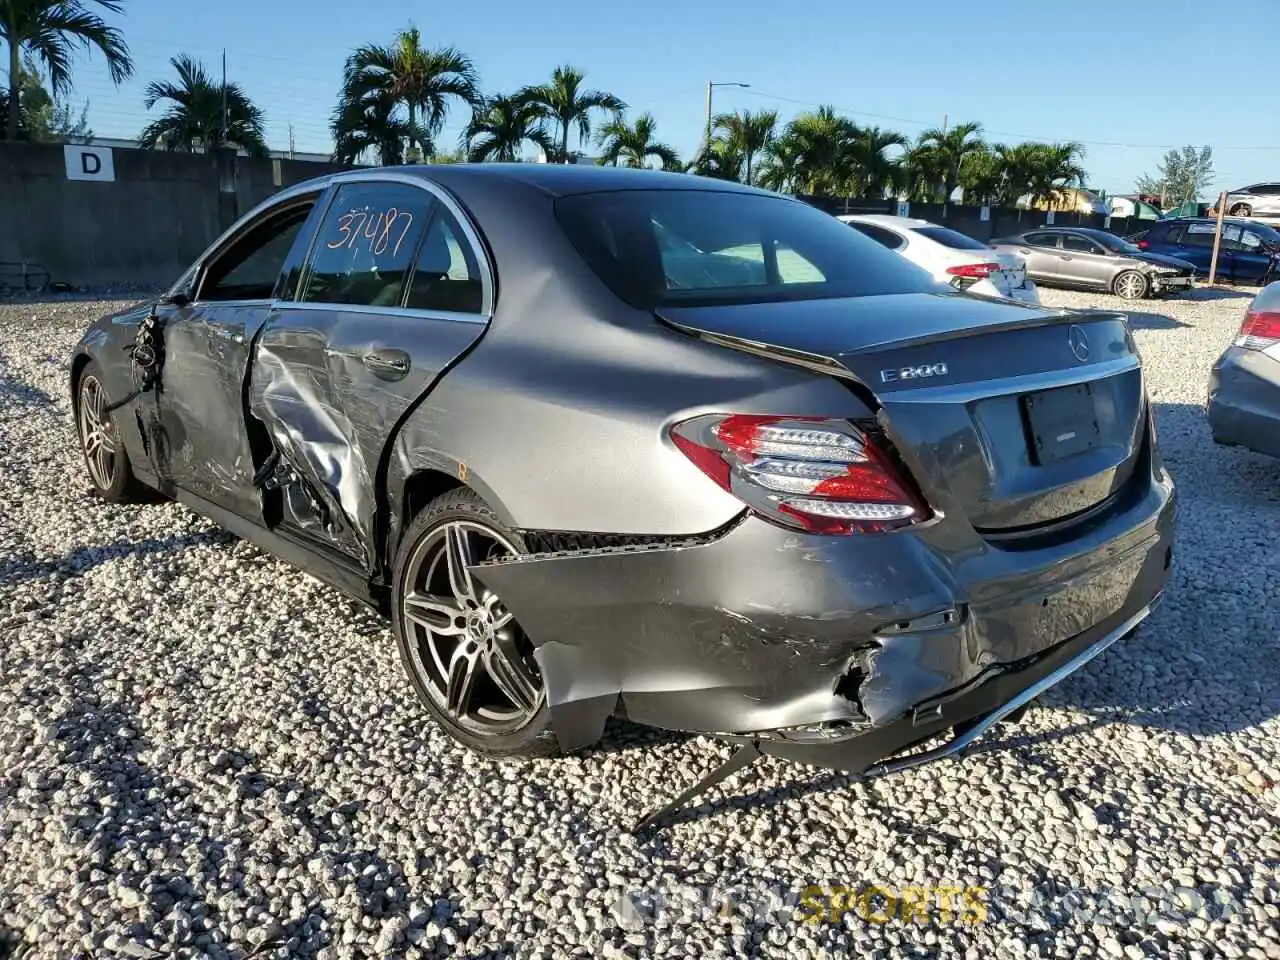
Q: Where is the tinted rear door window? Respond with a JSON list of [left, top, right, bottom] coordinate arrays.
[[301, 182, 434, 307], [405, 207, 485, 314], [555, 190, 933, 308]]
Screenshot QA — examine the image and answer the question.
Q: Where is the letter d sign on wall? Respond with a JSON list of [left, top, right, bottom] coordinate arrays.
[[64, 145, 115, 182]]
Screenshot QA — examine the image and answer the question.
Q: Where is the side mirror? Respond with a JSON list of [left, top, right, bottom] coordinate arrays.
[[161, 290, 191, 307]]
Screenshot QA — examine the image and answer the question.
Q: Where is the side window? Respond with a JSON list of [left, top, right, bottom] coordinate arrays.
[[301, 182, 434, 307], [1061, 234, 1101, 254], [1220, 224, 1245, 252], [405, 207, 485, 314], [1238, 229, 1264, 251], [846, 222, 904, 250], [773, 242, 827, 284], [1024, 232, 1059, 248], [1182, 222, 1218, 248], [199, 202, 314, 302]]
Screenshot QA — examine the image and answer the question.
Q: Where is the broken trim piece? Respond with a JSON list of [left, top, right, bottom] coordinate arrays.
[[629, 597, 1157, 833]]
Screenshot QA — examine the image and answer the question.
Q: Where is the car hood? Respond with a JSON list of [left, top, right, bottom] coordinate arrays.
[[1134, 252, 1197, 271]]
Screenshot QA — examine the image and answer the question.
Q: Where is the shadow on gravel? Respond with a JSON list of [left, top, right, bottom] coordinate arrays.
[[0, 529, 236, 587], [0, 354, 58, 414], [1176, 287, 1257, 302], [1118, 310, 1190, 330]]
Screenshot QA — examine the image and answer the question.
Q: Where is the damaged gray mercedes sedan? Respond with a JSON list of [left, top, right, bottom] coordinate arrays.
[[70, 165, 1175, 826]]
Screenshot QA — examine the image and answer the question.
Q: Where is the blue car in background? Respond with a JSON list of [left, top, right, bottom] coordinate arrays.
[[1134, 218, 1280, 285]]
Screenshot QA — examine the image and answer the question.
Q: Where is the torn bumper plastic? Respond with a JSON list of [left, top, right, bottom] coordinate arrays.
[[476, 462, 1176, 764], [1207, 346, 1280, 460]]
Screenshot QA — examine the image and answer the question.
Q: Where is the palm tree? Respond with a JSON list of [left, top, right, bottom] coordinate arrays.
[[958, 144, 1005, 204], [757, 135, 803, 193], [331, 91, 409, 166], [595, 112, 679, 169], [1027, 141, 1086, 207], [686, 138, 742, 182], [911, 121, 984, 202], [464, 94, 551, 162], [334, 27, 478, 162], [517, 65, 625, 163], [777, 106, 858, 196], [844, 125, 907, 198], [708, 109, 777, 185], [2, 0, 132, 142], [138, 53, 267, 156]]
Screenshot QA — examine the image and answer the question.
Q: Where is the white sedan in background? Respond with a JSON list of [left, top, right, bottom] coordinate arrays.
[[838, 214, 1040, 304]]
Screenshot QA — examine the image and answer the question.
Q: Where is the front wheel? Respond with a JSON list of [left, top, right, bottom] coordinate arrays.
[[391, 488, 560, 759], [76, 361, 146, 503], [1229, 203, 1252, 217], [1113, 270, 1149, 301]]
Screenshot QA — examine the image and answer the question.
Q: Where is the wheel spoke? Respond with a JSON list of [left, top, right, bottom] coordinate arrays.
[[484, 639, 540, 714], [444, 524, 477, 604], [403, 591, 466, 635], [445, 646, 480, 716], [94, 447, 112, 488]]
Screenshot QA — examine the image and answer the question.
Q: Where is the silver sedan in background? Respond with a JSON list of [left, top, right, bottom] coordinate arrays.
[[1208, 280, 1280, 460], [991, 227, 1196, 300]]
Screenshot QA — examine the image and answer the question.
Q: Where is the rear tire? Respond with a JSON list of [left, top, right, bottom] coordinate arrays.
[[1113, 270, 1149, 301], [1229, 203, 1252, 217], [75, 361, 147, 503], [391, 487, 561, 759]]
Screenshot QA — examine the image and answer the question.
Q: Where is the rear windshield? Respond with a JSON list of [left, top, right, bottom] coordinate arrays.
[[910, 225, 990, 251], [554, 190, 935, 308]]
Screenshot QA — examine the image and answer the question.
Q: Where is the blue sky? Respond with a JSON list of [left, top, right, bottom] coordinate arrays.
[[49, 0, 1280, 196]]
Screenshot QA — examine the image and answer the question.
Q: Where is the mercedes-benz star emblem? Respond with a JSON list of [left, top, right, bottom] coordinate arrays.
[[1068, 324, 1090, 363]]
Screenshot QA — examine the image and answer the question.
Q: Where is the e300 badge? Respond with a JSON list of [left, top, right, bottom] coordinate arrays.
[[880, 361, 949, 384]]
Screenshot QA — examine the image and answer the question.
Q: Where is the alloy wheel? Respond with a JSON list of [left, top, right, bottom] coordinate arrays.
[[1115, 272, 1146, 300], [78, 375, 117, 490], [400, 520, 543, 734]]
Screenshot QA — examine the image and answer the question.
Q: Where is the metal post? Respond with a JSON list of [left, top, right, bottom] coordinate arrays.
[[1208, 190, 1227, 286], [221, 50, 228, 146], [705, 82, 713, 145]]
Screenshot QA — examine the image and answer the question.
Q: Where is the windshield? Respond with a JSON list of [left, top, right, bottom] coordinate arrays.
[[554, 190, 935, 309], [911, 225, 990, 251]]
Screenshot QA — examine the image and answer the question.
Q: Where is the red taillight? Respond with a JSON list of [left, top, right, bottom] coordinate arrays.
[[1238, 309, 1280, 350], [1137, 239, 1150, 250], [945, 262, 1001, 279], [669, 414, 930, 535]]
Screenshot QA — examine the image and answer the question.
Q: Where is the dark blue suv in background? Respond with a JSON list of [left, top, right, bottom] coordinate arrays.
[[1135, 218, 1280, 285]]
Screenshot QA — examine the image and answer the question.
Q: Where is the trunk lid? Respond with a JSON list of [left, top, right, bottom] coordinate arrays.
[[657, 292, 1146, 535]]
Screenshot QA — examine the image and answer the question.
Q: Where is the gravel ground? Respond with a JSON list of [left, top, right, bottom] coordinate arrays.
[[0, 287, 1277, 960]]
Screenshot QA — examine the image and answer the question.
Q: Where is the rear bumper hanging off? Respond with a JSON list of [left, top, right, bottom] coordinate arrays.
[[633, 597, 1161, 832]]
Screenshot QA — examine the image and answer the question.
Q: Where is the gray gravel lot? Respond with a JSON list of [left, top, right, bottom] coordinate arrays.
[[1, 287, 1277, 959]]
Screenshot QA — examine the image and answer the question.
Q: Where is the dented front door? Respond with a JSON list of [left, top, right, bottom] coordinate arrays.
[[248, 176, 494, 571], [152, 194, 324, 520]]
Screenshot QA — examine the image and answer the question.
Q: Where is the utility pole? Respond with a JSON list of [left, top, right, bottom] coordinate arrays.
[[705, 82, 713, 145], [704, 81, 750, 151], [941, 113, 948, 136], [221, 49, 229, 146], [1208, 190, 1228, 286], [288, 123, 296, 159]]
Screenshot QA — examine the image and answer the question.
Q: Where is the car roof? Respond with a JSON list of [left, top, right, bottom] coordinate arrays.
[[837, 214, 930, 229], [326, 162, 770, 199]]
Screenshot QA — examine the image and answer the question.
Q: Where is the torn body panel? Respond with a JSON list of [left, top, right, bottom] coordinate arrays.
[[1207, 346, 1280, 460], [476, 438, 1176, 759], [248, 304, 489, 570]]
